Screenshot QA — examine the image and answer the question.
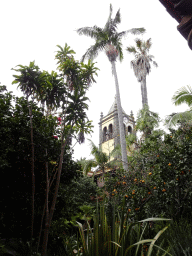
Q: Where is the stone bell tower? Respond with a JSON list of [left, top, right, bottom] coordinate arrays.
[[99, 96, 135, 159]]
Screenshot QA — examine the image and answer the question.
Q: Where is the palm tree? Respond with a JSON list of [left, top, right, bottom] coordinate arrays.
[[165, 85, 192, 127], [78, 140, 118, 188], [79, 140, 111, 176], [77, 4, 145, 171], [126, 38, 158, 108]]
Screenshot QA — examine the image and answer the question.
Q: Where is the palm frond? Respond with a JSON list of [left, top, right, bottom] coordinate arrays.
[[77, 157, 97, 176], [76, 26, 103, 40], [172, 85, 192, 107], [136, 38, 142, 50], [88, 139, 108, 164], [104, 3, 113, 32], [164, 110, 192, 128], [117, 27, 145, 40], [146, 38, 152, 49], [126, 46, 137, 54], [152, 60, 158, 67], [113, 41, 123, 61], [127, 27, 146, 35], [81, 40, 107, 62], [110, 144, 121, 158], [113, 8, 121, 25], [130, 60, 142, 82]]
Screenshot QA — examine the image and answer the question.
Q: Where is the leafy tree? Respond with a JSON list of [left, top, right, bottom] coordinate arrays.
[[104, 122, 192, 224], [11, 44, 98, 255], [0, 85, 98, 256], [12, 61, 49, 253], [136, 105, 161, 139], [77, 4, 145, 171], [0, 88, 58, 238], [127, 38, 158, 108], [50, 176, 97, 238], [165, 85, 192, 127]]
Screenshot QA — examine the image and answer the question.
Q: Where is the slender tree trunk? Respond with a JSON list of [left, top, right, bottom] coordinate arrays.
[[111, 61, 128, 171], [41, 149, 50, 256], [141, 76, 148, 108], [29, 105, 35, 256], [41, 138, 67, 256], [36, 200, 46, 254]]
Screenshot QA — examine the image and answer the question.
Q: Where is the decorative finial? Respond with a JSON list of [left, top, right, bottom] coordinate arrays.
[[100, 112, 103, 120], [130, 110, 134, 119]]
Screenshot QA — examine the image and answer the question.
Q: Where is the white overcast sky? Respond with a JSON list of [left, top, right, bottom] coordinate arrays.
[[1, 0, 192, 160]]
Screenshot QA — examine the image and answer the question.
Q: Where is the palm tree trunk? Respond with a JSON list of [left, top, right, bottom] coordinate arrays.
[[141, 76, 148, 108], [111, 61, 128, 171], [140, 82, 145, 108]]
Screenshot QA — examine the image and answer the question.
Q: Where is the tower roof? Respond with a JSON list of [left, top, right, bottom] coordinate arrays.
[[108, 96, 126, 115]]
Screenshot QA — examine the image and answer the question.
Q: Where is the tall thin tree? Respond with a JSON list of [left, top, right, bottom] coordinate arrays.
[[12, 61, 43, 254], [127, 38, 158, 108], [77, 4, 145, 171]]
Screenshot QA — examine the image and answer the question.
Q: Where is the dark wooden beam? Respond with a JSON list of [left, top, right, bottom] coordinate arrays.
[[158, 0, 182, 22], [158, 0, 192, 49]]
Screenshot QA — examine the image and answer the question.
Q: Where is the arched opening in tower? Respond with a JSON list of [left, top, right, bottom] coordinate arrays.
[[128, 126, 132, 135], [108, 124, 113, 139], [103, 127, 107, 142]]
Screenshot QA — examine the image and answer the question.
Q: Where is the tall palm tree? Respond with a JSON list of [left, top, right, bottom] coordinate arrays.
[[165, 85, 192, 127], [77, 4, 145, 171], [127, 38, 158, 108]]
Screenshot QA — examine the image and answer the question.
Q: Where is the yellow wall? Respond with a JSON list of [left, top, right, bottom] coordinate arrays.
[[101, 115, 115, 159], [101, 115, 113, 129], [101, 139, 114, 159]]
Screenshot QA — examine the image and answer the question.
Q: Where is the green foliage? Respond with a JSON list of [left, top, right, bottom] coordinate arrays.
[[52, 176, 97, 226], [0, 58, 98, 254], [136, 105, 161, 138], [104, 122, 192, 223], [78, 140, 116, 175], [63, 200, 171, 256], [162, 218, 192, 256], [165, 85, 192, 128], [0, 88, 80, 241], [172, 85, 192, 107], [77, 4, 145, 62], [12, 61, 42, 99], [165, 111, 192, 128]]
